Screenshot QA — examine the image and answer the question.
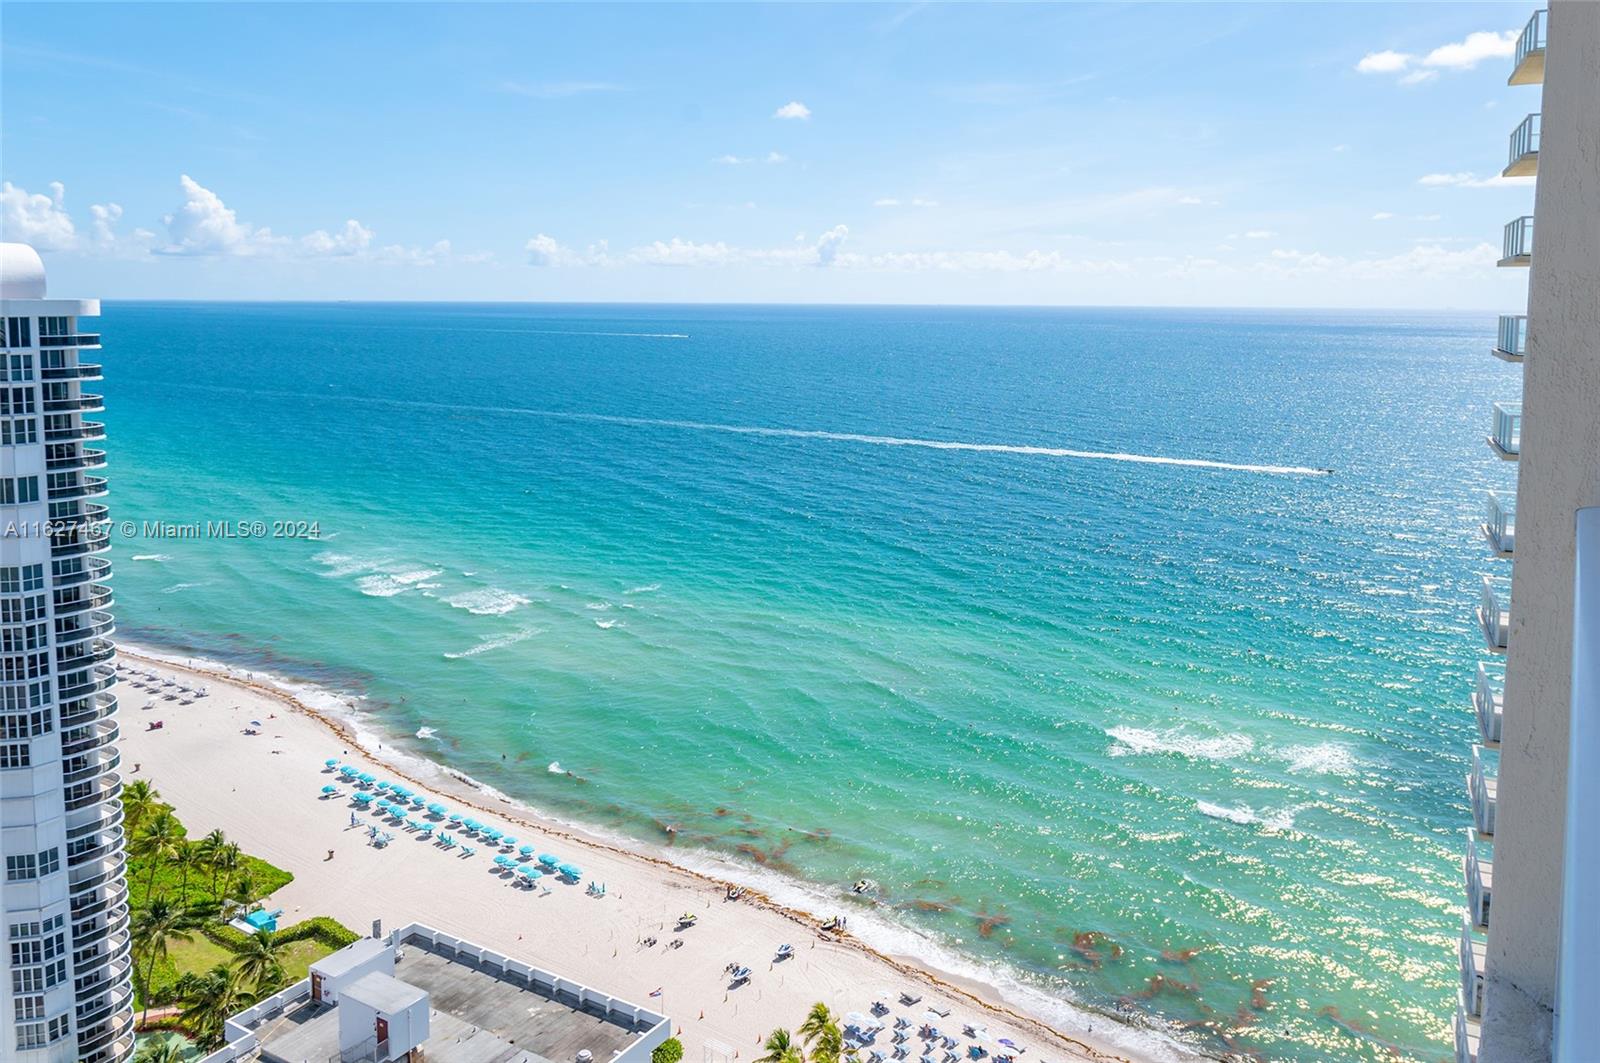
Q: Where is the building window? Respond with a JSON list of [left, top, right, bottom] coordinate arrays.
[[38, 317, 68, 338], [0, 595, 47, 624], [0, 622, 49, 653], [0, 565, 45, 593], [0, 387, 36, 417], [1, 417, 38, 445], [0, 708, 53, 739], [6, 853, 37, 880], [0, 652, 51, 682], [0, 477, 40, 505], [13, 994, 44, 1020], [5, 317, 32, 349], [0, 742, 28, 769]]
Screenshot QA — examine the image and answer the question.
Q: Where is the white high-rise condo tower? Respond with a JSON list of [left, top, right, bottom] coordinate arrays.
[[0, 243, 131, 1062]]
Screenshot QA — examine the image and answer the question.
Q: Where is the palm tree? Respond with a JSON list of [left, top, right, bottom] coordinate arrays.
[[232, 929, 286, 994], [133, 811, 184, 902], [134, 1033, 187, 1063], [799, 1003, 843, 1063], [756, 1028, 805, 1063], [182, 964, 255, 1048], [174, 842, 202, 905], [194, 828, 227, 894], [131, 897, 193, 1024], [123, 779, 160, 835], [215, 841, 242, 901], [229, 868, 257, 911]]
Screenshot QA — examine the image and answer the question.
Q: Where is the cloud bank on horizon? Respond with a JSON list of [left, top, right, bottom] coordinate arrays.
[[0, 2, 1539, 306]]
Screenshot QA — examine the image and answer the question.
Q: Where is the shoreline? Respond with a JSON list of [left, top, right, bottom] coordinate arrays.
[[116, 642, 1193, 1063]]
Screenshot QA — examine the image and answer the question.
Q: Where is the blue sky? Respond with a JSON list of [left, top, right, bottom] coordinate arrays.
[[0, 2, 1540, 307]]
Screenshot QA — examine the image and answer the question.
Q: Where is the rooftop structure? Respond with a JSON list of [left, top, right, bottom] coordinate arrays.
[[201, 923, 671, 1063]]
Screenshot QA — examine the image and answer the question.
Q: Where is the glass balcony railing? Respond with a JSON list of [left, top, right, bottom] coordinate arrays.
[[1479, 574, 1511, 652], [1469, 744, 1497, 837], [1500, 216, 1534, 266], [1510, 9, 1547, 85], [1490, 402, 1522, 459], [1466, 832, 1492, 930], [1484, 491, 1515, 556], [1495, 314, 1528, 361], [38, 333, 102, 348], [1506, 113, 1540, 177], [1474, 663, 1504, 745]]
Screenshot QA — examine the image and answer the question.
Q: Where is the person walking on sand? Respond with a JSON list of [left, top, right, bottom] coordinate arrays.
[[327, 849, 335, 861]]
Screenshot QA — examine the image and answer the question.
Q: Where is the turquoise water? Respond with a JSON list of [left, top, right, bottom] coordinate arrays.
[[101, 303, 1512, 1060]]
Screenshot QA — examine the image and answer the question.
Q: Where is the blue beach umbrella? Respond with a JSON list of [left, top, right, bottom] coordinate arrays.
[[448, 813, 462, 824], [519, 845, 535, 857], [353, 793, 371, 803], [558, 863, 581, 878], [411, 796, 426, 808], [358, 773, 375, 784], [494, 855, 513, 867], [517, 865, 541, 880], [538, 853, 559, 867], [340, 766, 358, 777], [324, 758, 338, 768], [321, 785, 337, 794], [428, 803, 447, 816]]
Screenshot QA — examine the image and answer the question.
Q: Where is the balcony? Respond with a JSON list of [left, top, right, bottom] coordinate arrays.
[[1509, 8, 1547, 86], [53, 557, 113, 588], [1479, 575, 1511, 653], [46, 447, 108, 472], [44, 420, 106, 444], [40, 362, 103, 381], [1455, 990, 1482, 1063], [1466, 833, 1492, 930], [1469, 745, 1498, 837], [1460, 916, 1487, 1017], [55, 585, 114, 616], [38, 333, 101, 348], [1483, 491, 1515, 557], [1474, 664, 1504, 746], [1488, 402, 1522, 460], [42, 392, 105, 413], [48, 474, 109, 501], [57, 663, 117, 702], [1494, 314, 1528, 363], [1505, 113, 1541, 177], [1499, 216, 1534, 267], [56, 610, 117, 646]]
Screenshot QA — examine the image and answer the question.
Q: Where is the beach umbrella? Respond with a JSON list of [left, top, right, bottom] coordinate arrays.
[[448, 813, 462, 824], [428, 803, 447, 816], [411, 796, 426, 807], [376, 781, 391, 791], [321, 785, 337, 794], [341, 766, 358, 777], [353, 793, 371, 803], [359, 773, 375, 784], [324, 758, 338, 768], [495, 855, 512, 866], [538, 853, 559, 867], [558, 863, 581, 878], [502, 835, 518, 847], [519, 845, 535, 857], [517, 866, 541, 879]]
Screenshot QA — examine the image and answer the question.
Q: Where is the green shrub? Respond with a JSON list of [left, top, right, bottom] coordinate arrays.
[[653, 1038, 684, 1063]]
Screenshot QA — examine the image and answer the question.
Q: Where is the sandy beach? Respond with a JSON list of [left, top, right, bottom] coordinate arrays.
[[114, 648, 1183, 1063]]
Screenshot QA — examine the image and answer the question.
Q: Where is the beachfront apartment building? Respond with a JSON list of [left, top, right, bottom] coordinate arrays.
[[1460, 5, 1600, 1062], [0, 243, 132, 1062]]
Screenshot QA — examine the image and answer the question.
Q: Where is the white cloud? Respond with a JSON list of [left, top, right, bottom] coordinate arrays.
[[1415, 213, 1442, 222], [162, 174, 281, 255], [873, 196, 938, 208], [1418, 171, 1535, 189], [1357, 49, 1412, 74], [873, 198, 902, 208], [815, 224, 847, 266], [1, 180, 78, 250], [773, 100, 812, 120], [1260, 241, 1498, 278], [499, 80, 623, 99], [300, 219, 374, 257], [1244, 229, 1276, 239], [1177, 195, 1204, 206], [766, 151, 789, 164], [525, 233, 591, 267], [1357, 29, 1517, 82], [1424, 30, 1517, 70], [1371, 212, 1395, 221], [713, 151, 789, 166]]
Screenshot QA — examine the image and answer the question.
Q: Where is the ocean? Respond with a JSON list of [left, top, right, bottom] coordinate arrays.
[[100, 302, 1511, 1061]]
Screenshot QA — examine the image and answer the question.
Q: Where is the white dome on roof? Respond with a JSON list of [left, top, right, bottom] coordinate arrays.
[[0, 242, 47, 299]]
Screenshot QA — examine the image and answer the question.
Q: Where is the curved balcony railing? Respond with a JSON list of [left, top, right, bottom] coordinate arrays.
[[38, 333, 101, 348], [50, 526, 113, 559], [61, 719, 119, 759], [56, 611, 117, 647], [66, 827, 125, 871], [47, 475, 109, 501], [1510, 8, 1546, 86], [63, 771, 122, 813], [44, 420, 106, 444], [1474, 664, 1503, 746], [1494, 315, 1527, 362], [46, 447, 108, 472], [1489, 402, 1522, 460], [40, 362, 103, 381], [1483, 491, 1515, 557], [41, 393, 105, 414], [67, 795, 124, 842], [1469, 745, 1497, 837], [63, 748, 121, 789], [55, 585, 115, 617], [60, 691, 119, 731], [74, 973, 134, 1038], [57, 640, 117, 675], [1500, 216, 1534, 267], [1505, 113, 1540, 177], [57, 664, 117, 702], [1479, 575, 1511, 653], [71, 877, 129, 927], [54, 557, 113, 588], [1466, 833, 1492, 930]]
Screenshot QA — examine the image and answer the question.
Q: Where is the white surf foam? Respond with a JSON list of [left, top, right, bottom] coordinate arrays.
[[131, 554, 171, 562], [161, 582, 208, 594], [585, 601, 612, 611], [593, 618, 621, 629], [442, 627, 540, 660], [1196, 800, 1302, 833], [547, 761, 563, 774], [444, 588, 531, 616], [1107, 726, 1254, 761], [416, 726, 440, 740], [1283, 742, 1357, 776], [623, 583, 661, 595]]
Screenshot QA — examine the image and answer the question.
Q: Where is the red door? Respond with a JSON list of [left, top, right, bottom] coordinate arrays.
[[311, 973, 324, 1003]]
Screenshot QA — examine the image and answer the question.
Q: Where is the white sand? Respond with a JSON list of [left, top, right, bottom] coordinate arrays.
[[116, 649, 1179, 1063]]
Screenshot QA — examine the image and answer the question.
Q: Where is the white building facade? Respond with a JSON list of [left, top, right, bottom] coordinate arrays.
[[0, 243, 132, 1062]]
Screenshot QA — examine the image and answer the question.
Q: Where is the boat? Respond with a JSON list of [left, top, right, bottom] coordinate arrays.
[[822, 916, 849, 933], [727, 885, 746, 900], [677, 912, 698, 928], [775, 943, 794, 961], [852, 878, 879, 894], [730, 965, 752, 984]]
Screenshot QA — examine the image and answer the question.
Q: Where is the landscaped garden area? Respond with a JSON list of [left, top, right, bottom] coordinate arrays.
[[124, 778, 359, 1058]]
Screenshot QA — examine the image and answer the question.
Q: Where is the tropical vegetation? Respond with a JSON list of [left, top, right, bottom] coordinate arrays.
[[760, 1004, 850, 1063], [123, 779, 356, 1047]]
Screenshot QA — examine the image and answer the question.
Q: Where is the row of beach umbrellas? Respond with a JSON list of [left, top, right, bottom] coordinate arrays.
[[321, 759, 581, 879]]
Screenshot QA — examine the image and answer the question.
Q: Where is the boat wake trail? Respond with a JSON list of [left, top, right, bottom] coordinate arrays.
[[529, 412, 1331, 476], [174, 383, 1331, 476]]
